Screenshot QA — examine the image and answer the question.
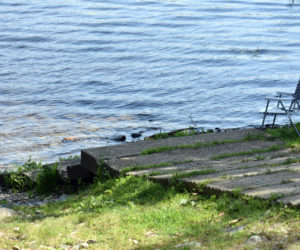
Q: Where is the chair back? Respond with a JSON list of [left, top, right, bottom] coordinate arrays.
[[293, 78, 300, 100]]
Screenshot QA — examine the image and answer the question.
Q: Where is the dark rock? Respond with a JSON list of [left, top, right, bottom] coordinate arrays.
[[131, 133, 142, 138], [111, 135, 126, 142], [46, 158, 93, 181], [23, 158, 93, 184], [215, 128, 221, 133]]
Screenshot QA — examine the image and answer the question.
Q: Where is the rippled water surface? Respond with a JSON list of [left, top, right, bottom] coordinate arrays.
[[1, 0, 300, 166]]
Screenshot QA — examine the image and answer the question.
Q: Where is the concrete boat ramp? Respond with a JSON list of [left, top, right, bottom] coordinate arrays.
[[81, 128, 300, 208]]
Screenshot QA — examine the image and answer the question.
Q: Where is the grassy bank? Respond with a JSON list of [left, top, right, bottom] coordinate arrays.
[[1, 175, 299, 249], [1, 125, 300, 249]]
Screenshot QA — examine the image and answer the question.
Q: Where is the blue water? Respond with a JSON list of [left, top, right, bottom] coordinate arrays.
[[1, 0, 300, 167]]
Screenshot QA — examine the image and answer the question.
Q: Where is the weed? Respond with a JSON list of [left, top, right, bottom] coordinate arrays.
[[121, 160, 192, 174], [142, 134, 268, 155], [171, 169, 217, 179], [35, 164, 62, 194], [232, 188, 243, 197], [58, 155, 80, 162], [3, 157, 70, 194], [212, 145, 283, 160], [173, 129, 198, 137], [142, 139, 240, 155], [153, 131, 169, 140], [255, 155, 265, 161], [283, 158, 298, 165], [151, 128, 198, 140], [121, 162, 170, 174], [189, 113, 197, 128], [94, 160, 111, 181], [280, 179, 293, 184], [2, 157, 41, 191], [244, 133, 268, 141], [238, 165, 251, 170], [269, 193, 284, 201], [265, 168, 272, 175], [267, 123, 300, 147], [241, 158, 251, 163]]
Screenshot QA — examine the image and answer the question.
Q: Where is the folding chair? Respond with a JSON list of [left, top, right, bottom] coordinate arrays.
[[261, 78, 300, 136]]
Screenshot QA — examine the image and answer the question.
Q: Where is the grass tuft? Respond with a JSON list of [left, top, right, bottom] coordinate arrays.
[[172, 169, 217, 179], [211, 145, 284, 160]]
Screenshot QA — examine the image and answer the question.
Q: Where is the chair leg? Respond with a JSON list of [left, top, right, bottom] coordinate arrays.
[[272, 114, 277, 128], [261, 100, 270, 129], [286, 112, 300, 136]]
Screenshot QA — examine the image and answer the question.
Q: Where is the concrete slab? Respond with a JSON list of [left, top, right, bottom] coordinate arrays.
[[127, 151, 299, 176], [243, 182, 300, 199], [206, 171, 300, 191], [81, 129, 265, 174], [181, 164, 300, 184], [79, 128, 300, 208], [277, 193, 300, 207], [103, 140, 279, 174]]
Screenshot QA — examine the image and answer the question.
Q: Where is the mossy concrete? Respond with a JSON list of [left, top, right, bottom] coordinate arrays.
[[81, 128, 300, 208]]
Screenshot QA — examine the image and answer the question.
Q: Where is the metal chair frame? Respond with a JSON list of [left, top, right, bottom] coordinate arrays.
[[261, 78, 300, 136]]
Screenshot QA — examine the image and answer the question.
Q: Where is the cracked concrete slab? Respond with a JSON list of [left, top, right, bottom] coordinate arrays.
[[277, 193, 300, 207], [243, 182, 300, 199], [80, 128, 300, 208], [81, 129, 267, 174], [206, 171, 300, 191]]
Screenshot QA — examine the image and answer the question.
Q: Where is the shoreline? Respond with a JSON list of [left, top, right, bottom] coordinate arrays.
[[0, 124, 299, 219], [0, 124, 262, 172]]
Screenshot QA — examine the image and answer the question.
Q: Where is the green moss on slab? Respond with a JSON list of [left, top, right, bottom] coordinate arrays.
[[211, 145, 284, 160], [121, 160, 193, 174], [172, 169, 217, 179]]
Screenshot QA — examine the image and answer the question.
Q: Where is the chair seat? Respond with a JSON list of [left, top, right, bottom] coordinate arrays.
[[260, 107, 293, 115]]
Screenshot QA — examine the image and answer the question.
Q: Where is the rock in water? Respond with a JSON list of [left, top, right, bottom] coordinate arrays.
[[0, 207, 17, 220], [131, 133, 142, 138], [111, 135, 126, 142]]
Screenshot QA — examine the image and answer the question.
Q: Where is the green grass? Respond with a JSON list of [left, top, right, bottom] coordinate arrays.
[[142, 138, 249, 155], [151, 128, 198, 140], [153, 132, 170, 140], [173, 129, 198, 137], [280, 179, 293, 185], [58, 155, 80, 162], [172, 169, 217, 179], [267, 123, 300, 147], [211, 145, 284, 160], [120, 160, 193, 174], [0, 175, 299, 249], [141, 133, 271, 155]]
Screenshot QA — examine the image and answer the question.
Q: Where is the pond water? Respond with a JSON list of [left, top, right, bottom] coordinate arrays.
[[1, 0, 300, 167]]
